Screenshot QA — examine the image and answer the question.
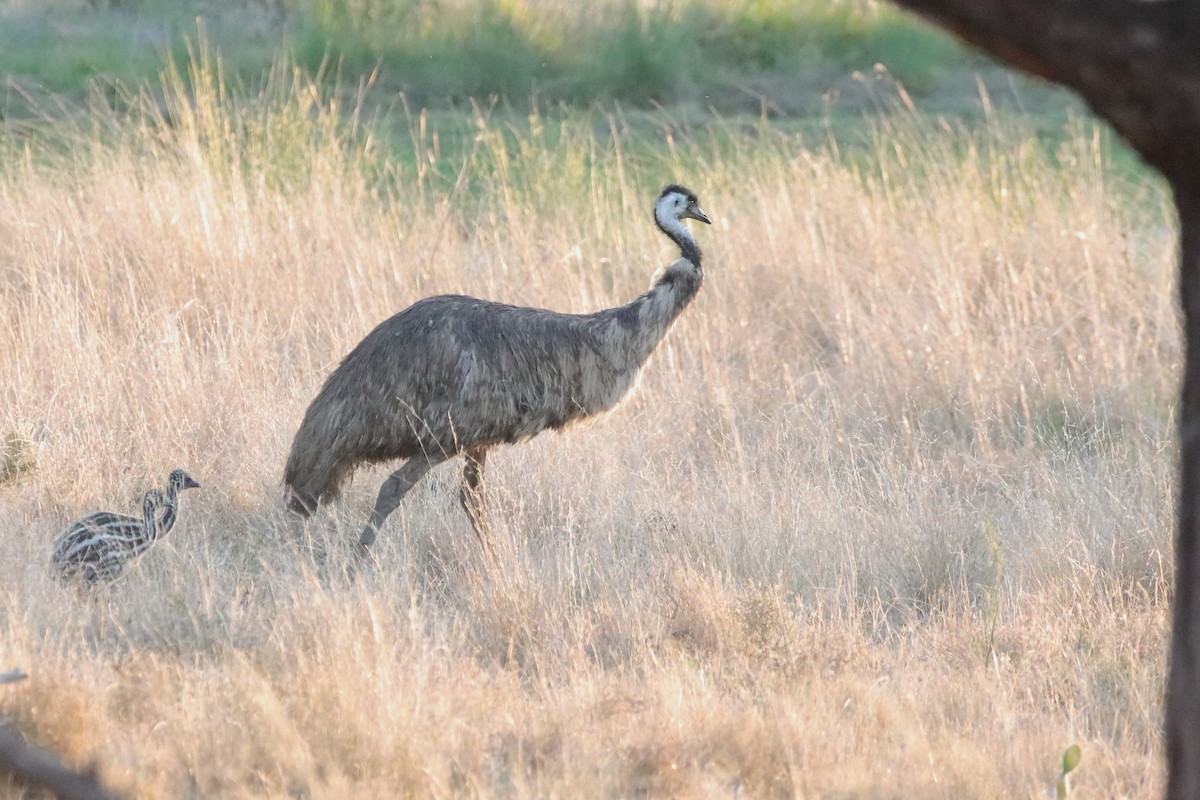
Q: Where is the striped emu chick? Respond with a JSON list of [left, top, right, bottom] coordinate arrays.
[[52, 469, 201, 584], [285, 184, 711, 548]]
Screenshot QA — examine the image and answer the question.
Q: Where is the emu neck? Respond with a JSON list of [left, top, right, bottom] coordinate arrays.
[[656, 211, 703, 269], [598, 257, 703, 374], [594, 213, 704, 370], [154, 491, 178, 540], [142, 497, 162, 542], [155, 506, 177, 540]]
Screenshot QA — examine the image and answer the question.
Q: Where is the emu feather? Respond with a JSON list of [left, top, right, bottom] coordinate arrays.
[[284, 184, 711, 547]]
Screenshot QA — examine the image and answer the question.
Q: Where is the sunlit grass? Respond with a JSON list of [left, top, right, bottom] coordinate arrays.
[[0, 53, 1175, 797]]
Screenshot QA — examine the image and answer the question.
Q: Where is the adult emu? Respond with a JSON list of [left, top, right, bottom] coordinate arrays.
[[285, 184, 711, 548]]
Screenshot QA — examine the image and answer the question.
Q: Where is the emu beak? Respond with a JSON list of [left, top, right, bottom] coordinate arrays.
[[685, 204, 712, 225], [183, 474, 201, 489]]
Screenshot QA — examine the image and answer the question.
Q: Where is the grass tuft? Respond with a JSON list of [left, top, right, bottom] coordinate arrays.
[[0, 433, 37, 487]]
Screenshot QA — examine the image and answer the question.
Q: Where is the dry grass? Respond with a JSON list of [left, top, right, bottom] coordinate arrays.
[[0, 62, 1177, 797]]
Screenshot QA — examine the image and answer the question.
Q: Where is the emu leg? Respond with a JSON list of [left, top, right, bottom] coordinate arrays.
[[359, 456, 442, 547], [460, 447, 489, 542]]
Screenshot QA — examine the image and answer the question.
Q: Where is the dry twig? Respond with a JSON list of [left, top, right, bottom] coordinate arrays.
[[0, 667, 120, 799], [0, 669, 28, 685]]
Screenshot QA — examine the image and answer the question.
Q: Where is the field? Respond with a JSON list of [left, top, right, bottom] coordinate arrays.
[[0, 0, 969, 110], [0, 3, 1180, 798]]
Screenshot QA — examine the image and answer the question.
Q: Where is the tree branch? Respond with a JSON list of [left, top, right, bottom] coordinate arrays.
[[0, 729, 120, 800], [1, 668, 120, 799], [892, 0, 1200, 172], [0, 670, 28, 686]]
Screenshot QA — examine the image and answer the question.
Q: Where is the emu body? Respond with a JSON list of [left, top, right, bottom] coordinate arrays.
[[51, 469, 201, 584], [284, 184, 711, 547]]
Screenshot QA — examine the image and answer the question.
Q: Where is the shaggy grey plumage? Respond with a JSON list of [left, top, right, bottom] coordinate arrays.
[[284, 184, 711, 547]]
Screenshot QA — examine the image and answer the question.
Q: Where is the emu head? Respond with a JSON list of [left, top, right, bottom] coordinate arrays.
[[168, 469, 201, 492], [655, 184, 711, 227]]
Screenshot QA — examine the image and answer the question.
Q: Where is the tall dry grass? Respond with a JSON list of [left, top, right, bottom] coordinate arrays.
[[0, 61, 1178, 797]]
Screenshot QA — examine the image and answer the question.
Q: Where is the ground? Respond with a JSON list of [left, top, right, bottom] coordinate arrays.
[[0, 2, 1175, 797]]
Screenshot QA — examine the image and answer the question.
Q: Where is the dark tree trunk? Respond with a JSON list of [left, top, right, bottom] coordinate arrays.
[[1172, 176, 1200, 798], [885, 1, 1200, 796]]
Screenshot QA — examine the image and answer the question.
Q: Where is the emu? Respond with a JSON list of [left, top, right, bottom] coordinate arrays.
[[285, 183, 711, 548], [52, 469, 201, 584]]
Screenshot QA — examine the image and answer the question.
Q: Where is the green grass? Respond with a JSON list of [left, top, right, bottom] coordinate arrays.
[[0, 0, 970, 111], [0, 4, 276, 96], [290, 0, 971, 104]]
